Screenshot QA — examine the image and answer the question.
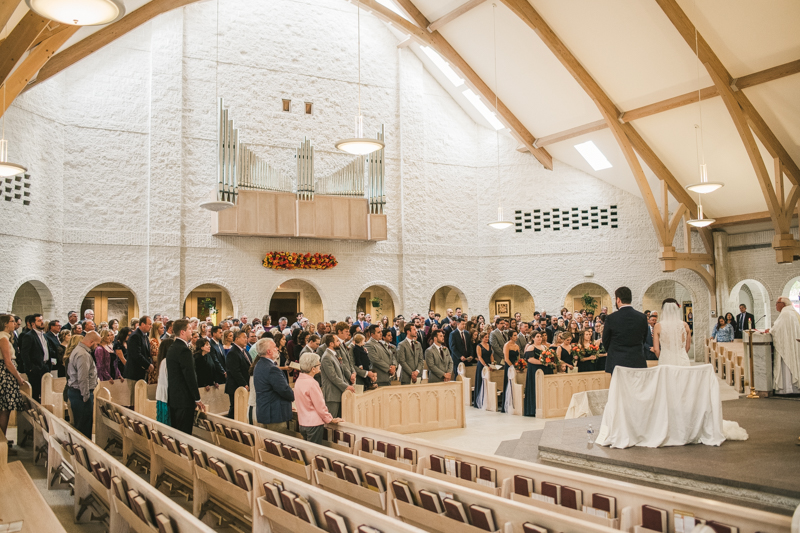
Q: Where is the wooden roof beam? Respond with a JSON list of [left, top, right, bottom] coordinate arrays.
[[385, 0, 553, 170], [0, 9, 48, 85], [0, 1, 21, 33], [427, 0, 485, 33]]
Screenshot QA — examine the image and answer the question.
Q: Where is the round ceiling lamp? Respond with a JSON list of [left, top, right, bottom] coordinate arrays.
[[25, 0, 125, 26], [487, 205, 514, 230], [199, 200, 235, 212], [686, 161, 724, 194], [335, 1, 384, 156], [686, 203, 715, 228], [0, 81, 25, 178]]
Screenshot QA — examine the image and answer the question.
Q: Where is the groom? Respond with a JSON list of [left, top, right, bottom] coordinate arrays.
[[602, 286, 649, 375]]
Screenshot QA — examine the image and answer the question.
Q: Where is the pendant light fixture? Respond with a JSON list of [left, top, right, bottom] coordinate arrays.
[[200, 0, 234, 212], [335, 0, 384, 156], [487, 3, 513, 230], [0, 39, 26, 179], [25, 0, 125, 26]]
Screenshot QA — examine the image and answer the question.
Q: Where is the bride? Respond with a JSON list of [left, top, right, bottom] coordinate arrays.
[[653, 298, 692, 366]]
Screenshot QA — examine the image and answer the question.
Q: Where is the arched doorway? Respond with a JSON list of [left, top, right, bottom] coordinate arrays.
[[563, 283, 612, 317], [81, 283, 140, 327], [356, 286, 396, 324], [643, 279, 696, 358], [269, 279, 324, 325], [429, 286, 468, 319], [728, 279, 771, 329], [184, 284, 234, 325], [11, 280, 56, 319], [489, 285, 534, 322], [784, 276, 800, 313]]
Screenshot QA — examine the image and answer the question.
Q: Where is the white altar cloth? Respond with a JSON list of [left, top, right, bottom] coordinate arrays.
[[564, 389, 609, 419], [594, 364, 725, 448]]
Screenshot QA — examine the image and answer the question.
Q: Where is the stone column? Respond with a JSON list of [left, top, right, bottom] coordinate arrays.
[[713, 230, 729, 319]]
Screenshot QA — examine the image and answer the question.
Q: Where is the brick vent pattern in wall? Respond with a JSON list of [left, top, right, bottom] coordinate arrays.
[[515, 205, 618, 233]]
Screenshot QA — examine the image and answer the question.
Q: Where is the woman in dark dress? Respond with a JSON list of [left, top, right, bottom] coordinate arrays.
[[725, 312, 738, 338], [568, 320, 581, 343], [473, 331, 490, 408], [575, 329, 598, 372], [500, 331, 519, 413], [555, 332, 574, 372], [112, 326, 131, 377], [523, 332, 553, 416], [193, 338, 215, 388]]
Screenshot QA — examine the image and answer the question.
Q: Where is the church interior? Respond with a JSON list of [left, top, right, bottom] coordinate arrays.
[[0, 0, 799, 532]]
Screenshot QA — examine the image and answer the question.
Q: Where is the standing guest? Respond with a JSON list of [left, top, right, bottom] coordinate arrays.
[[274, 333, 289, 367], [327, 322, 361, 387], [568, 320, 580, 343], [0, 315, 25, 443], [66, 331, 101, 438], [382, 329, 397, 372], [593, 321, 604, 342], [500, 331, 519, 413], [225, 331, 251, 418], [54, 329, 72, 377], [472, 331, 491, 407], [254, 338, 295, 433], [425, 330, 451, 383], [489, 319, 507, 365], [222, 330, 233, 357], [320, 334, 354, 417], [555, 332, 575, 372], [94, 330, 122, 381], [724, 312, 738, 339], [193, 338, 215, 389], [123, 316, 154, 407], [576, 330, 598, 372], [62, 311, 79, 332], [300, 334, 320, 357], [711, 316, 734, 342], [365, 325, 395, 386], [19, 313, 50, 402], [423, 323, 439, 348], [166, 320, 206, 434], [208, 326, 227, 384], [602, 287, 648, 375], [83, 320, 96, 333], [130, 318, 139, 329], [161, 320, 174, 340], [523, 332, 551, 416], [295, 352, 342, 444], [397, 323, 424, 385], [72, 323, 83, 336], [155, 339, 174, 425], [351, 334, 374, 389], [448, 318, 473, 375], [148, 321, 164, 384], [80, 309, 95, 330], [108, 319, 119, 336], [516, 322, 529, 353], [247, 347, 262, 425], [62, 335, 83, 374], [644, 311, 658, 360], [261, 315, 272, 329], [735, 304, 755, 338], [113, 326, 130, 376]]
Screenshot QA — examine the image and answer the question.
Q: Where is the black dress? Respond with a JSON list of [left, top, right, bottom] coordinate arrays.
[[473, 344, 490, 407], [352, 344, 372, 388], [524, 346, 553, 417], [112, 340, 126, 375], [576, 345, 596, 373], [500, 348, 519, 413], [556, 345, 574, 370], [194, 351, 214, 387]]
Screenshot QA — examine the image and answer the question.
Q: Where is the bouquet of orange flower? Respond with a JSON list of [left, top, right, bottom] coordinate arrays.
[[262, 252, 337, 270], [514, 358, 527, 372], [539, 348, 558, 371], [575, 343, 599, 362]]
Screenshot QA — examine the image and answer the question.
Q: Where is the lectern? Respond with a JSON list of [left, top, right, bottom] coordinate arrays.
[[742, 330, 773, 397]]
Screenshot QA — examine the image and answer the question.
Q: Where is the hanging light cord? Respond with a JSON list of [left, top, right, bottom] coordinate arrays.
[[694, 0, 705, 170], [493, 4, 500, 187], [357, 0, 362, 119]]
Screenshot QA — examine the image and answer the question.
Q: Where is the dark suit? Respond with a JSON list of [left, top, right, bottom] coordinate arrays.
[[448, 328, 471, 375], [224, 344, 250, 418], [123, 328, 152, 381], [208, 338, 227, 383], [253, 357, 294, 426], [166, 340, 200, 434], [735, 312, 755, 339], [643, 324, 657, 360], [19, 330, 50, 401], [602, 306, 648, 374]]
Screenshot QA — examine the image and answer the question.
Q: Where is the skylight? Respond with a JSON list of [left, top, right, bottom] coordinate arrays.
[[462, 89, 504, 130], [375, 0, 408, 19], [574, 141, 613, 171], [421, 46, 464, 87]]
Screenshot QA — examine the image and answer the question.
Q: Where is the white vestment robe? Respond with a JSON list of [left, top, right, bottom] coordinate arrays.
[[772, 305, 800, 394]]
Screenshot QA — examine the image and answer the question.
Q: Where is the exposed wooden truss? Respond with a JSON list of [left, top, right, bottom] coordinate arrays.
[[498, 0, 715, 306], [0, 1, 21, 34], [427, 0, 485, 33], [0, 9, 48, 85], [519, 57, 800, 151], [712, 206, 799, 228], [656, 0, 800, 264], [361, 0, 554, 170]]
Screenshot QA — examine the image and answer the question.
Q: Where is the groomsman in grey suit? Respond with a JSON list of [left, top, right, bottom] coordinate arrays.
[[397, 323, 424, 384], [516, 322, 529, 352], [365, 325, 395, 386], [425, 330, 452, 383], [319, 334, 354, 417], [489, 319, 507, 365]]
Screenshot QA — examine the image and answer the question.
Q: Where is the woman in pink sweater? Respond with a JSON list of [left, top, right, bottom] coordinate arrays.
[[296, 352, 341, 443]]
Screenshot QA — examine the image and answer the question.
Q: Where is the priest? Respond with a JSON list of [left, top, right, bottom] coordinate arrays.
[[771, 297, 800, 394]]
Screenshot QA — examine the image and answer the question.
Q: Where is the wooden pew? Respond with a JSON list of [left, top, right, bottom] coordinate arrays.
[[134, 379, 232, 418], [535, 369, 611, 418], [96, 399, 428, 533], [99, 398, 623, 533], [0, 461, 66, 532], [41, 373, 67, 419]]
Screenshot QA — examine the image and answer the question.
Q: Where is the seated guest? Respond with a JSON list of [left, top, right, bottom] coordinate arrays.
[[155, 339, 174, 425], [320, 334, 354, 417], [66, 331, 101, 437], [711, 316, 734, 342], [225, 331, 251, 418], [166, 320, 206, 434], [254, 338, 295, 433], [295, 352, 342, 444], [425, 330, 451, 383], [94, 330, 122, 381]]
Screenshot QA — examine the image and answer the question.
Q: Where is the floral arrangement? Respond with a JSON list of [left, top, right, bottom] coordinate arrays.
[[539, 348, 558, 371], [573, 343, 600, 362], [514, 358, 527, 372], [262, 252, 337, 270]]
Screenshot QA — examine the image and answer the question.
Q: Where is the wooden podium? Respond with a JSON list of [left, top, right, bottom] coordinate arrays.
[[742, 330, 773, 397]]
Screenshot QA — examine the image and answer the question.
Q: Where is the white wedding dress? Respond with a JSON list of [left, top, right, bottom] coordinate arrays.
[[656, 302, 692, 367]]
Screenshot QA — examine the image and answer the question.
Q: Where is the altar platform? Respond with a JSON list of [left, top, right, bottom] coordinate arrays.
[[495, 398, 800, 515]]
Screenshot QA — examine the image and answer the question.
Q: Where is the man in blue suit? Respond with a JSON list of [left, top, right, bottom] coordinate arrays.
[[643, 311, 658, 361], [253, 338, 295, 434]]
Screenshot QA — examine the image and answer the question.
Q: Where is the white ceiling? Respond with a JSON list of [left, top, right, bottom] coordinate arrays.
[[14, 0, 800, 221]]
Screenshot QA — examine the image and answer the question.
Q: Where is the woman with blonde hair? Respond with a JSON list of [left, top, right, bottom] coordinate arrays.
[[62, 334, 84, 370], [95, 330, 122, 382], [148, 321, 164, 384]]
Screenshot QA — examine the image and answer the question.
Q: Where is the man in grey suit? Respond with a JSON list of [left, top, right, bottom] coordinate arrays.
[[489, 319, 507, 365], [517, 322, 529, 352], [319, 334, 354, 417], [300, 334, 320, 357], [425, 330, 452, 383], [365, 325, 395, 386], [397, 323, 424, 384]]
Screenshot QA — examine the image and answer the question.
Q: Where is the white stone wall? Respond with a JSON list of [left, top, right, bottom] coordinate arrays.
[[0, 0, 724, 360]]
